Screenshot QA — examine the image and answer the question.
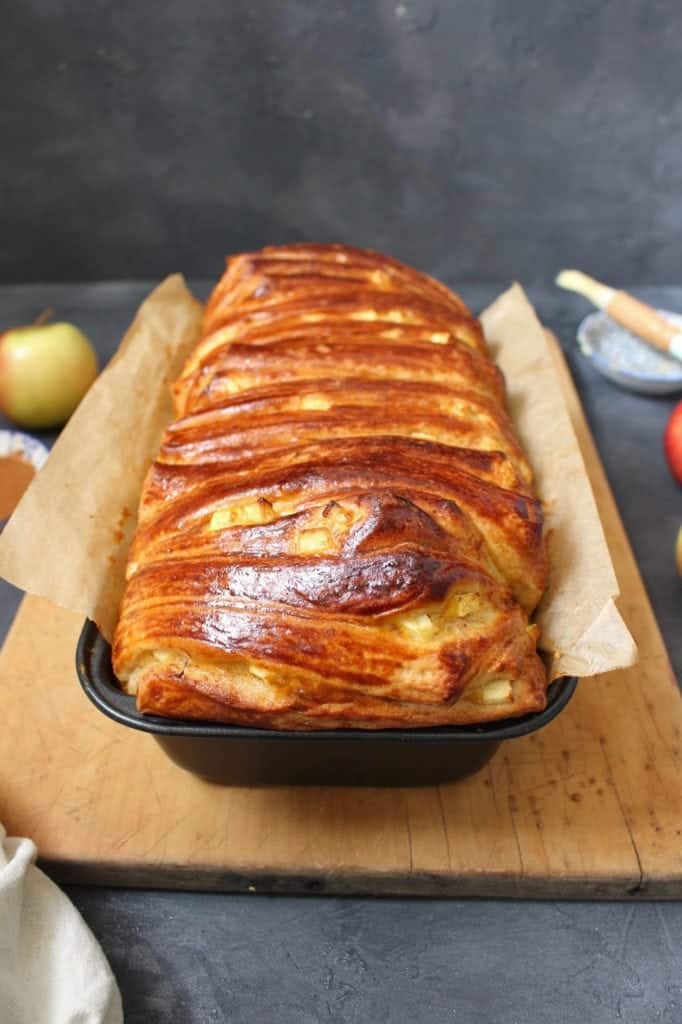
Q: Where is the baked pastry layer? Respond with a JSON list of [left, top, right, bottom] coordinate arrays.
[[113, 243, 547, 728]]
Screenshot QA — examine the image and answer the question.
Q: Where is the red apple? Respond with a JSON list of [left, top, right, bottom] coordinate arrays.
[[664, 401, 682, 485], [0, 322, 98, 429]]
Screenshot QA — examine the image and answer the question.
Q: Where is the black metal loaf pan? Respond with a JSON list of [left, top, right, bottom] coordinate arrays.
[[77, 620, 578, 787]]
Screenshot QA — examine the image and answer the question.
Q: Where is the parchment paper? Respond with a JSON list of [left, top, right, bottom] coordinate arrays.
[[482, 286, 636, 678], [0, 275, 203, 637], [0, 277, 636, 678]]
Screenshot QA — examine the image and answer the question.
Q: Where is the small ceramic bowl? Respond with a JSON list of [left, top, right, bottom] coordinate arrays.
[[0, 429, 50, 469], [0, 430, 49, 527], [577, 308, 682, 395]]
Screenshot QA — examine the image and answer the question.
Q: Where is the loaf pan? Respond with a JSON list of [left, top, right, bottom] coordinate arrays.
[[76, 620, 578, 787]]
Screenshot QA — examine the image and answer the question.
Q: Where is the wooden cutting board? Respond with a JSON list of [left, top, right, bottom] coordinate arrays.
[[0, 337, 680, 898]]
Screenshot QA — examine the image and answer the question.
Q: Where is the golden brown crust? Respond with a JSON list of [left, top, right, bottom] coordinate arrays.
[[113, 243, 548, 729]]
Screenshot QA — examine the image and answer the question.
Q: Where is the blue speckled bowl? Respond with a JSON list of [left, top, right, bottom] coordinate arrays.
[[0, 430, 49, 527], [0, 430, 49, 471], [577, 308, 682, 395]]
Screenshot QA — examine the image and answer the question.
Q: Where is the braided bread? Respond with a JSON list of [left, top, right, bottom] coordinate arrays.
[[112, 244, 547, 728]]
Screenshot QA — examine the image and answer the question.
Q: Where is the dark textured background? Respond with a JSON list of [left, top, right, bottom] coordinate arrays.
[[3, 0, 682, 284]]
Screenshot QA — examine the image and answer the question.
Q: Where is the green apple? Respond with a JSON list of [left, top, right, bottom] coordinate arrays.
[[676, 525, 682, 578], [0, 322, 98, 429]]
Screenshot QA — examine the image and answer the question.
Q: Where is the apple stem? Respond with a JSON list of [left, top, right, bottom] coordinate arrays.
[[34, 307, 54, 327]]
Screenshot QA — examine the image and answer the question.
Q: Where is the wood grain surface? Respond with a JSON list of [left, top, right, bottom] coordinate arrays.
[[0, 335, 679, 897]]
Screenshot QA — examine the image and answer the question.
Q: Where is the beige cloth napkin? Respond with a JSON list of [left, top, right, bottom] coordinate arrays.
[[0, 823, 123, 1024]]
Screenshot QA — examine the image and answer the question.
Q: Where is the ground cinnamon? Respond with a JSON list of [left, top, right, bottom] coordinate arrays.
[[0, 454, 36, 519]]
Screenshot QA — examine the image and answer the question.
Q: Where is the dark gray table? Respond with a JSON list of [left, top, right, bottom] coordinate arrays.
[[1, 282, 680, 1024]]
